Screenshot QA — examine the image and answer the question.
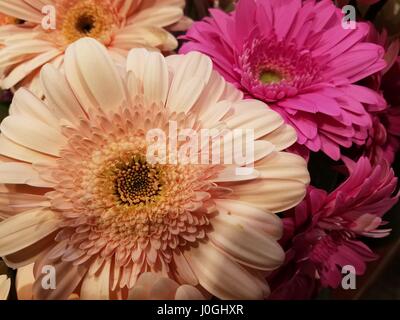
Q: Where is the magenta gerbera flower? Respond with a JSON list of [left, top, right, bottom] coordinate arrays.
[[180, 0, 387, 159], [357, 28, 400, 164], [268, 156, 399, 299]]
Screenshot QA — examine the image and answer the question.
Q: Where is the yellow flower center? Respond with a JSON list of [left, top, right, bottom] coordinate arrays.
[[113, 156, 162, 206], [259, 70, 283, 84], [61, 1, 117, 44], [50, 106, 220, 253]]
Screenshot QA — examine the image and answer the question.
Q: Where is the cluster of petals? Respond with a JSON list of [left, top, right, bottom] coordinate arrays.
[[359, 28, 400, 164], [268, 156, 399, 299]]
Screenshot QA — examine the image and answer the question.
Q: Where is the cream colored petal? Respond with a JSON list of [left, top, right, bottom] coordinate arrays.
[[149, 277, 180, 300], [261, 124, 297, 151], [80, 260, 111, 300], [173, 250, 198, 286], [175, 285, 205, 300], [0, 26, 40, 42], [0, 190, 50, 217], [0, 208, 60, 256], [225, 100, 284, 140], [126, 48, 148, 80], [129, 6, 183, 27], [230, 178, 307, 213], [0, 135, 55, 164], [16, 263, 34, 300], [3, 233, 55, 269], [126, 71, 142, 101], [222, 81, 243, 102], [0, 274, 10, 300], [192, 71, 227, 115], [166, 52, 212, 114], [209, 127, 276, 166], [0, 162, 53, 187], [211, 166, 259, 183], [112, 0, 142, 17], [128, 285, 148, 299], [215, 199, 283, 240], [40, 64, 87, 125], [139, 0, 185, 9], [2, 49, 61, 89], [164, 54, 180, 71], [64, 38, 126, 113], [256, 152, 310, 184], [24, 0, 55, 11], [167, 16, 193, 32], [197, 100, 232, 129], [24, 70, 44, 99], [0, 40, 55, 69], [0, 0, 43, 23], [184, 243, 265, 300], [0, 115, 65, 156], [209, 212, 284, 271], [113, 26, 177, 51], [142, 51, 169, 105], [33, 259, 87, 300], [128, 272, 161, 299], [10, 88, 59, 128]]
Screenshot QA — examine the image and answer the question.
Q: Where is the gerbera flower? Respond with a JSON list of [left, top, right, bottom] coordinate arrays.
[[0, 0, 188, 96], [0, 274, 10, 300], [0, 38, 309, 300], [268, 156, 398, 299], [180, 0, 387, 160], [358, 29, 400, 164]]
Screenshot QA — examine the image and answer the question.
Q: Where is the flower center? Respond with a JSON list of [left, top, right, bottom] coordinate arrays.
[[48, 106, 223, 264], [240, 36, 322, 101], [61, 1, 117, 44], [75, 14, 95, 34], [113, 156, 162, 206], [259, 70, 283, 84]]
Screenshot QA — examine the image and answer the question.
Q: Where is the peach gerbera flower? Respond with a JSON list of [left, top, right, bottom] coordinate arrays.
[[0, 38, 309, 300], [0, 0, 188, 96], [0, 274, 10, 300]]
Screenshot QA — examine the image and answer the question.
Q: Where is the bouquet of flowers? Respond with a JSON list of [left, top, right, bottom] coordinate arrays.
[[0, 0, 398, 300]]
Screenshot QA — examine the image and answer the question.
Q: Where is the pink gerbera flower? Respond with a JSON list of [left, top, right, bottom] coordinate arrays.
[[0, 38, 309, 300], [180, 0, 387, 160], [268, 156, 399, 299], [0, 0, 189, 96], [359, 29, 400, 164]]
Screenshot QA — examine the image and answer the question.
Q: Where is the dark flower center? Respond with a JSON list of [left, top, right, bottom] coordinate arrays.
[[76, 14, 95, 34], [114, 156, 162, 206]]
